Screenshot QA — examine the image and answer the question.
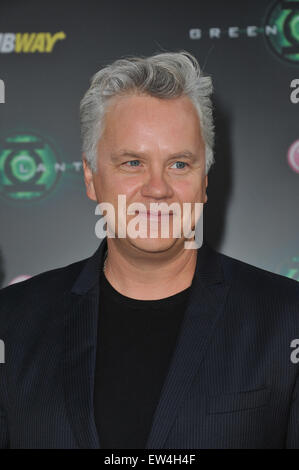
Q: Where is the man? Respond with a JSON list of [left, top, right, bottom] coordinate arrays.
[[0, 50, 298, 449]]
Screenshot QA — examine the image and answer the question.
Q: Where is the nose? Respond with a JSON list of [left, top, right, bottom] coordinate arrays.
[[141, 166, 173, 199]]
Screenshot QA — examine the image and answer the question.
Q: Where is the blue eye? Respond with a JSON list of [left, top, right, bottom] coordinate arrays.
[[171, 161, 188, 169], [125, 160, 140, 167]]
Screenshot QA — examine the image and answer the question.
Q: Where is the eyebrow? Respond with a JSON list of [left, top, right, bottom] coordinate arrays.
[[111, 150, 198, 162]]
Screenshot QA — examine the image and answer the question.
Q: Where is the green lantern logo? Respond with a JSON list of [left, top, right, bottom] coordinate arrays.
[[264, 0, 299, 65], [0, 132, 61, 201], [276, 256, 299, 281]]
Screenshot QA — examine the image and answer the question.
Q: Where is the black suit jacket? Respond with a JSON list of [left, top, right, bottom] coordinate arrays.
[[0, 237, 298, 449]]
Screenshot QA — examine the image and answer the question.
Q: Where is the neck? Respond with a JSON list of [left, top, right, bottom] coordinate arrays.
[[103, 239, 198, 300]]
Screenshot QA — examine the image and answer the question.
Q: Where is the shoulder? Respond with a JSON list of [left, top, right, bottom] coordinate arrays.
[[0, 256, 88, 333], [0, 256, 87, 299], [214, 248, 299, 322], [218, 249, 298, 295]]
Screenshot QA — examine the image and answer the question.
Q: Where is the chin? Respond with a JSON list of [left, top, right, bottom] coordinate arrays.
[[127, 235, 180, 253]]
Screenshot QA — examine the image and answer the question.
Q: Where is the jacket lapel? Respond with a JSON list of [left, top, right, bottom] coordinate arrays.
[[62, 237, 230, 449], [62, 238, 107, 449], [145, 244, 231, 449]]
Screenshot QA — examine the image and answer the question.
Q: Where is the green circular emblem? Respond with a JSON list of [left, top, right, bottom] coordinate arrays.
[[276, 255, 299, 281], [0, 132, 61, 201], [265, 0, 299, 65]]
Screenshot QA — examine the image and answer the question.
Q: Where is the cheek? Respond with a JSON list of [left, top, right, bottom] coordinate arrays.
[[175, 180, 204, 203], [95, 172, 141, 204], [112, 174, 142, 199]]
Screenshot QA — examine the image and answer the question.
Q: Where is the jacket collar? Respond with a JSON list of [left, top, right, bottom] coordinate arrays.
[[63, 237, 230, 449], [71, 236, 224, 295]]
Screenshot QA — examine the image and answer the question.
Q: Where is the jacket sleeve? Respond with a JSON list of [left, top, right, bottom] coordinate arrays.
[[0, 407, 9, 449], [285, 370, 299, 449], [0, 291, 10, 449], [0, 358, 9, 448]]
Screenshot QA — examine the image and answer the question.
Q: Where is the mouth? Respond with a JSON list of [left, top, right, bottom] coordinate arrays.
[[136, 210, 174, 218]]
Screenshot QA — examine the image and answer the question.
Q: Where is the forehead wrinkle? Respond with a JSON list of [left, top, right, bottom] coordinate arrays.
[[111, 149, 198, 161]]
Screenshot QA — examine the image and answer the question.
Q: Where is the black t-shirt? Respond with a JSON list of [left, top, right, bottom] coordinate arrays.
[[93, 262, 191, 449]]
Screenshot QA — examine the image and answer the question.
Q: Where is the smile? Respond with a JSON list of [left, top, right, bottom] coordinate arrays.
[[137, 211, 174, 218]]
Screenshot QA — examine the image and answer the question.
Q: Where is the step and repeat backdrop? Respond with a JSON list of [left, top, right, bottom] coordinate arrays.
[[0, 0, 298, 287]]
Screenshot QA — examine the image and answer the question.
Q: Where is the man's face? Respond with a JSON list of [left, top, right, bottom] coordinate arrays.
[[83, 93, 208, 254]]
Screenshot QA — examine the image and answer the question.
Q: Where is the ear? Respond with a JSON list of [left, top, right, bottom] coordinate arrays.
[[204, 174, 208, 203], [82, 156, 97, 202]]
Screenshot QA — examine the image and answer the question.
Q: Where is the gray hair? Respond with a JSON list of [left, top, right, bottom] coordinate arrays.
[[80, 50, 215, 175]]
